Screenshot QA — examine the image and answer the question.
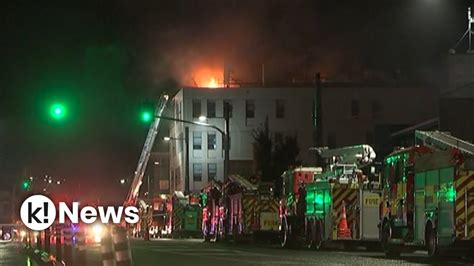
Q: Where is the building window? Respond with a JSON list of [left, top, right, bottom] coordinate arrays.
[[208, 163, 217, 180], [193, 132, 202, 150], [179, 133, 184, 153], [223, 100, 233, 118], [193, 164, 202, 181], [192, 100, 201, 118], [351, 100, 359, 118], [371, 100, 382, 118], [207, 132, 217, 150], [276, 99, 285, 118], [246, 100, 255, 118], [207, 100, 216, 118]]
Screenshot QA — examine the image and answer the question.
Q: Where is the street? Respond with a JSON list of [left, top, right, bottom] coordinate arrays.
[[0, 241, 35, 266], [1, 238, 473, 265], [78, 239, 473, 266]]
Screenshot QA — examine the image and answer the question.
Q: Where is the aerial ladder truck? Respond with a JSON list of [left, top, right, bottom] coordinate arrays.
[[280, 144, 381, 250], [125, 94, 169, 240], [381, 131, 474, 257]]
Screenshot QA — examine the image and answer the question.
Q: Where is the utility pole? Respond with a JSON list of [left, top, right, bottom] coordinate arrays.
[[315, 72, 323, 166], [224, 102, 231, 182], [185, 126, 190, 194]]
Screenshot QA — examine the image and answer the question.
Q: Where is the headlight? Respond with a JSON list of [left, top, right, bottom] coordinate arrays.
[[92, 224, 104, 243]]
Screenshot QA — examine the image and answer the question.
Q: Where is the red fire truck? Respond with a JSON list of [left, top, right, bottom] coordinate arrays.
[[201, 180, 224, 242], [223, 175, 279, 241], [381, 131, 474, 257]]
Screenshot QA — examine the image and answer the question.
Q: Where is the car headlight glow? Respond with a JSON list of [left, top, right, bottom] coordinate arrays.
[[92, 224, 104, 243]]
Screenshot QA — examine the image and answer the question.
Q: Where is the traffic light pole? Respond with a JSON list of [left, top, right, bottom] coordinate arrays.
[[185, 126, 190, 194], [223, 102, 230, 182]]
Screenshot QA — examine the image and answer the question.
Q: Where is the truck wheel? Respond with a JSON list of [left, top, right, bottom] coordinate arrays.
[[280, 217, 291, 248], [314, 220, 323, 250], [381, 221, 400, 258], [305, 219, 314, 249], [426, 223, 438, 257]]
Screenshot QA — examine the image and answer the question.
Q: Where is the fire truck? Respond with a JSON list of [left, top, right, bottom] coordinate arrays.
[[223, 175, 279, 241], [147, 195, 169, 238], [381, 131, 474, 257], [280, 144, 381, 249], [201, 180, 224, 241], [165, 192, 202, 238]]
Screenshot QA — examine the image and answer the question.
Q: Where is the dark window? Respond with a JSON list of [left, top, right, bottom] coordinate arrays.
[[207, 132, 217, 150], [208, 163, 217, 180], [246, 100, 255, 118], [193, 132, 202, 150], [351, 100, 359, 117], [207, 100, 216, 118], [276, 99, 285, 118], [192, 100, 201, 118], [223, 100, 233, 118], [327, 132, 337, 148], [179, 133, 184, 153], [193, 164, 202, 181], [371, 100, 382, 118]]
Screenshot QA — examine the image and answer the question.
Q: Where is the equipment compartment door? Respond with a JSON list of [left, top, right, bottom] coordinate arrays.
[[361, 191, 380, 240], [414, 172, 426, 242], [438, 167, 455, 245]]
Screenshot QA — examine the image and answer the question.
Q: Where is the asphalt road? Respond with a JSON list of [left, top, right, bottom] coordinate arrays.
[[81, 238, 474, 266], [0, 241, 36, 266]]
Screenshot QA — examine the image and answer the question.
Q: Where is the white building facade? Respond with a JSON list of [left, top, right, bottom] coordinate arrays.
[[168, 87, 315, 193]]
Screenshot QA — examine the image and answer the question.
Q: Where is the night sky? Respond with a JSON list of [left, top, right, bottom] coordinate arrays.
[[0, 0, 470, 203]]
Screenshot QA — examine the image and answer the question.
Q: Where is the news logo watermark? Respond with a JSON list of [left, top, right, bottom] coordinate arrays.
[[20, 195, 139, 231]]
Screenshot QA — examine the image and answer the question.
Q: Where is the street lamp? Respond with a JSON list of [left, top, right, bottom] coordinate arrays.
[[198, 115, 207, 122]]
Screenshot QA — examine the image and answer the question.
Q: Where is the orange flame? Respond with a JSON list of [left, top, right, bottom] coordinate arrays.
[[208, 77, 218, 88], [187, 67, 222, 88]]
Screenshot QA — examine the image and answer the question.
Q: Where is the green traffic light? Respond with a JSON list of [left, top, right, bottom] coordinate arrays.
[[49, 103, 67, 120], [141, 111, 153, 123], [21, 181, 30, 190]]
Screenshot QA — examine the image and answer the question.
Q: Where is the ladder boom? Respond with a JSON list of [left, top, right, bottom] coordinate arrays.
[[126, 94, 169, 205], [313, 144, 376, 166], [415, 130, 474, 155]]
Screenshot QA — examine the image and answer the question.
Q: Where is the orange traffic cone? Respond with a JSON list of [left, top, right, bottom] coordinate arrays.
[[337, 201, 352, 239]]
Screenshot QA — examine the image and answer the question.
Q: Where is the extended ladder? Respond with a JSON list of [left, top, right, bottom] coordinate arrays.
[[312, 144, 376, 166], [126, 94, 169, 206], [415, 130, 474, 155]]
